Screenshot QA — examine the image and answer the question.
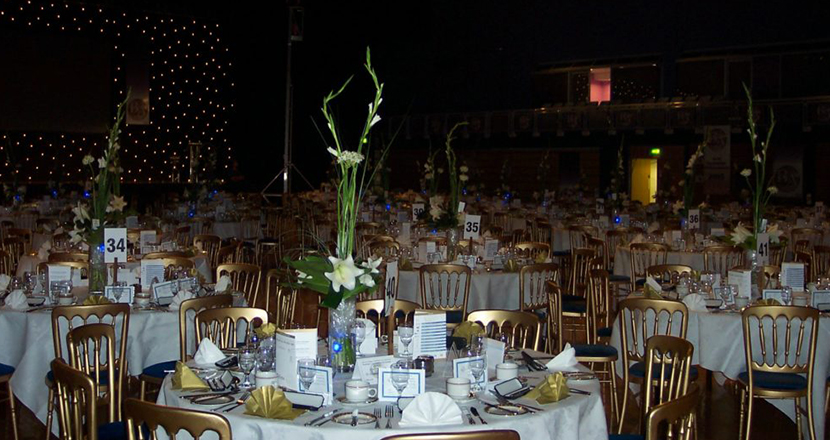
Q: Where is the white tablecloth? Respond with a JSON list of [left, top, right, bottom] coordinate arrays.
[[609, 310, 829, 439], [158, 357, 607, 440], [397, 270, 522, 311], [612, 246, 705, 278], [213, 221, 262, 241], [0, 308, 184, 431], [16, 254, 213, 284]]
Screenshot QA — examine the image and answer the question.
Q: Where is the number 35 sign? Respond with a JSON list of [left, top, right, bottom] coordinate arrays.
[[104, 228, 127, 263], [463, 215, 481, 240]]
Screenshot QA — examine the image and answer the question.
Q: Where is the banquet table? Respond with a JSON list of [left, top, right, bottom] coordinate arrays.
[[212, 220, 262, 241], [609, 309, 830, 439], [612, 246, 705, 278], [396, 269, 523, 312], [158, 353, 607, 440], [16, 254, 214, 283]]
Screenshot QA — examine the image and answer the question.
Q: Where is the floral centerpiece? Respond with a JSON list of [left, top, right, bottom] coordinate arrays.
[[285, 49, 386, 372], [672, 143, 705, 219], [606, 140, 626, 210], [70, 93, 129, 292]]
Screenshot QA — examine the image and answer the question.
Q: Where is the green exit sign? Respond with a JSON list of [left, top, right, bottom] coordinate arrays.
[[649, 148, 662, 156]]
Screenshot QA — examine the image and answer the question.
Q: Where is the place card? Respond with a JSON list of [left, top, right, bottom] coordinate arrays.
[[812, 290, 830, 310], [458, 201, 466, 213], [297, 365, 333, 405], [274, 329, 318, 390], [140, 259, 166, 288], [453, 356, 487, 389], [378, 367, 425, 401], [105, 285, 134, 304], [763, 289, 786, 304], [412, 310, 447, 359], [484, 338, 505, 376], [152, 281, 177, 305], [781, 263, 805, 292], [728, 269, 752, 299], [352, 355, 396, 385], [483, 239, 499, 261]]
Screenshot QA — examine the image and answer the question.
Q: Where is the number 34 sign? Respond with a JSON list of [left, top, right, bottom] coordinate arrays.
[[104, 228, 127, 263]]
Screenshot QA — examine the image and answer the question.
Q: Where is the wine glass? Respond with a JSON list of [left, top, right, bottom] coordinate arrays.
[[720, 285, 734, 309], [238, 347, 256, 390], [391, 362, 410, 403], [297, 358, 317, 392], [466, 350, 486, 395], [23, 272, 36, 295], [782, 285, 793, 306], [352, 321, 367, 357], [398, 325, 414, 358]]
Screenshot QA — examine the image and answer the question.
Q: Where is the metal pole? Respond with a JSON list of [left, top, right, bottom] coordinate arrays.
[[282, 11, 293, 194]]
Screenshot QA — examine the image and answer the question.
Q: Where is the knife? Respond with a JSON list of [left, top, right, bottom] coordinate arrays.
[[479, 401, 521, 416], [470, 407, 487, 424], [304, 409, 337, 426], [494, 395, 540, 413], [521, 351, 547, 371], [465, 410, 476, 424]]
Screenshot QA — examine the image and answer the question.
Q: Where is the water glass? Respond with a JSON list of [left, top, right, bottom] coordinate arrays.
[[466, 350, 486, 394], [297, 358, 317, 392], [238, 347, 256, 390], [782, 286, 793, 306], [352, 321, 367, 357], [391, 362, 410, 401], [398, 325, 414, 358]]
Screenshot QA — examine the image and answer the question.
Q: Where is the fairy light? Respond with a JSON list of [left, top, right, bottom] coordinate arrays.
[[1, 0, 234, 183]]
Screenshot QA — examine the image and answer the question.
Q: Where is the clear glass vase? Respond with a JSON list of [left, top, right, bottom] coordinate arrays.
[[328, 296, 357, 373], [745, 249, 762, 300], [446, 227, 461, 262], [87, 228, 107, 293]]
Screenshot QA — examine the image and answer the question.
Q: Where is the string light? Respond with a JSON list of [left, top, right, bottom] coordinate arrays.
[[0, 0, 234, 183]]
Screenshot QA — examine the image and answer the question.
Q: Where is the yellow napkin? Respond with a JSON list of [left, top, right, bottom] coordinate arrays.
[[82, 295, 111, 305], [642, 285, 662, 299], [255, 323, 277, 339], [452, 321, 485, 343], [758, 298, 781, 306], [171, 362, 209, 391], [399, 258, 413, 271], [244, 386, 305, 420], [525, 372, 570, 404], [504, 259, 520, 273], [534, 253, 549, 264]]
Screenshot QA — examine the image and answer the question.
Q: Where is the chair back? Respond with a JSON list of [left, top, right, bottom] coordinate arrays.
[[645, 264, 693, 285], [67, 323, 123, 422], [2, 237, 24, 272], [617, 298, 688, 366], [264, 269, 295, 327], [587, 269, 612, 344], [216, 263, 262, 307], [741, 305, 819, 379], [769, 243, 785, 268], [629, 243, 669, 291], [812, 245, 830, 281], [381, 430, 519, 440], [145, 257, 194, 280], [569, 248, 596, 297], [419, 264, 471, 316], [514, 242, 550, 260], [143, 251, 189, 260], [51, 360, 98, 440], [356, 299, 419, 339], [761, 265, 780, 290], [0, 249, 12, 275], [605, 229, 629, 269], [546, 281, 565, 353], [195, 307, 268, 349], [642, 335, 695, 422], [645, 384, 701, 440], [586, 237, 608, 270], [174, 226, 191, 248], [369, 240, 401, 259], [193, 234, 222, 269], [466, 310, 542, 350], [37, 261, 89, 280], [791, 228, 823, 252], [794, 251, 813, 283], [48, 252, 89, 263], [124, 398, 232, 440], [178, 295, 233, 361], [519, 263, 558, 312], [702, 245, 743, 279]]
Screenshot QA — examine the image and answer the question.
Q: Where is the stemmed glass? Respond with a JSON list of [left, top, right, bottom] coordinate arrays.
[[391, 362, 411, 404], [353, 321, 367, 357], [398, 325, 414, 358], [238, 347, 256, 390], [298, 358, 317, 392], [466, 349, 486, 395]]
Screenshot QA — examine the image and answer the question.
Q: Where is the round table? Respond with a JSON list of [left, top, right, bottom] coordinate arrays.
[[16, 254, 214, 283], [158, 356, 607, 440], [396, 269, 523, 312], [612, 246, 705, 278]]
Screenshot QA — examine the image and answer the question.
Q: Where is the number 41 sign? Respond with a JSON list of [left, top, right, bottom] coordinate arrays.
[[104, 228, 127, 263], [463, 215, 481, 240]]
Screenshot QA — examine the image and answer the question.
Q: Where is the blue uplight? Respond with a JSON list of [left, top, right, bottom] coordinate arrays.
[[98, 243, 106, 253], [14, 195, 21, 202], [385, 204, 391, 211], [332, 341, 343, 353], [614, 216, 621, 224], [188, 210, 195, 218], [51, 190, 58, 198], [83, 191, 91, 199]]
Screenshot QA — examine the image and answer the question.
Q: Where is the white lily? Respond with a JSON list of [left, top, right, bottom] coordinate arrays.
[[72, 203, 90, 222], [731, 224, 753, 245], [82, 155, 95, 166], [98, 157, 107, 168], [767, 224, 782, 244], [361, 257, 382, 274], [324, 255, 364, 292], [358, 274, 375, 288], [106, 195, 127, 213], [740, 169, 752, 177]]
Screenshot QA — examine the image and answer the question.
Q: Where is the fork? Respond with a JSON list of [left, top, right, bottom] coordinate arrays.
[[384, 405, 393, 428], [374, 408, 382, 429]]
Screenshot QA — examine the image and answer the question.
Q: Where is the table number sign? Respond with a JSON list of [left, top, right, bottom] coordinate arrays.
[[687, 209, 700, 230], [378, 367, 425, 401], [412, 203, 425, 219], [781, 263, 805, 292], [463, 215, 481, 240], [104, 228, 127, 264], [383, 261, 398, 317], [756, 233, 770, 266], [412, 310, 447, 359]]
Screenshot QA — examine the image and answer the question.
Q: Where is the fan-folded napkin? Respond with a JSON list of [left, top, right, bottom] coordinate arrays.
[[193, 338, 225, 365], [546, 343, 579, 372], [0, 274, 11, 293], [3, 290, 28, 311], [215, 275, 231, 293], [398, 392, 463, 427], [682, 293, 709, 312], [244, 386, 305, 419]]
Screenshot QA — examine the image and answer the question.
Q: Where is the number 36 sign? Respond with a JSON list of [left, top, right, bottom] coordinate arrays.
[[104, 228, 127, 263]]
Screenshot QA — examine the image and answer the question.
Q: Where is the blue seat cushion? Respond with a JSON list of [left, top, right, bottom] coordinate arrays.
[[597, 327, 613, 338], [446, 310, 464, 324], [562, 294, 583, 302], [0, 363, 14, 377], [552, 250, 570, 257], [98, 422, 128, 440], [573, 344, 618, 358], [635, 279, 646, 286], [738, 371, 808, 391], [630, 362, 699, 381], [562, 301, 587, 314], [141, 360, 177, 379], [609, 274, 631, 283], [609, 435, 644, 440]]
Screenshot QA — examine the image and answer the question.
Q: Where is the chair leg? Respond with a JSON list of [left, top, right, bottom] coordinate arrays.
[[140, 379, 147, 401], [738, 387, 746, 440], [7, 382, 18, 440], [744, 393, 754, 440], [609, 361, 620, 431], [804, 395, 816, 440], [618, 372, 630, 434], [795, 399, 803, 440], [44, 386, 54, 440]]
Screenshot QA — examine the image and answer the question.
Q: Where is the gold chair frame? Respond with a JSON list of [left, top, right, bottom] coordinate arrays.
[[381, 431, 519, 440], [466, 310, 542, 351], [644, 264, 693, 285], [216, 263, 262, 307], [195, 307, 269, 350], [642, 335, 695, 435], [51, 360, 98, 440], [645, 383, 701, 440], [418, 264, 471, 323], [703, 245, 743, 279], [124, 398, 232, 440], [514, 242, 550, 260], [629, 243, 669, 292], [519, 263, 559, 312], [66, 323, 123, 424]]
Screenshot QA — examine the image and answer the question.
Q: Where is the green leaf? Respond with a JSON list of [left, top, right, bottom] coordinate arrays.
[[321, 288, 344, 309]]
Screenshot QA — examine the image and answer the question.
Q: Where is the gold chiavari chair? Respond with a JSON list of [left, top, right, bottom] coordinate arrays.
[[0, 249, 12, 276], [644, 264, 693, 285], [36, 261, 89, 281], [791, 228, 823, 253], [770, 243, 785, 267], [193, 234, 222, 270], [761, 265, 781, 290], [617, 298, 689, 434], [519, 263, 559, 313], [124, 398, 232, 440], [586, 237, 608, 269], [703, 244, 744, 279], [36, 218, 60, 232], [644, 384, 701, 440], [174, 226, 191, 248], [568, 247, 596, 300], [45, 304, 130, 436], [606, 229, 630, 269], [144, 257, 195, 280], [514, 241, 550, 261], [66, 324, 124, 424], [530, 220, 552, 246], [587, 269, 614, 343], [255, 238, 280, 270], [812, 245, 830, 280], [466, 310, 542, 350], [382, 430, 519, 440], [739, 305, 819, 440], [142, 251, 189, 260], [6, 228, 32, 252], [794, 251, 813, 284], [52, 359, 128, 440], [138, 295, 232, 401], [492, 212, 510, 232], [0, 359, 18, 440], [369, 239, 401, 259], [48, 252, 89, 263], [629, 243, 669, 292], [195, 307, 269, 350], [2, 237, 24, 274], [419, 264, 471, 328], [216, 263, 262, 306], [357, 299, 419, 354], [264, 269, 295, 327], [641, 335, 695, 435]]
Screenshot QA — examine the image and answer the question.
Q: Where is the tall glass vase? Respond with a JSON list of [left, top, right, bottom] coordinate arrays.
[[446, 227, 460, 261], [87, 228, 107, 293], [745, 249, 762, 300], [328, 296, 357, 373]]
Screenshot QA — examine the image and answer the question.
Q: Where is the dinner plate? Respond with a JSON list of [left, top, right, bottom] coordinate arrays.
[[191, 395, 235, 406], [484, 404, 530, 416], [563, 371, 596, 381], [336, 396, 378, 406], [332, 411, 377, 427]]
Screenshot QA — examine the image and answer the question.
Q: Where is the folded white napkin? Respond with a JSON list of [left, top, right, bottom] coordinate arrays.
[[3, 290, 28, 311], [629, 234, 645, 245], [645, 277, 663, 293], [682, 293, 709, 313], [193, 338, 226, 365], [546, 343, 579, 372], [38, 240, 52, 261], [215, 275, 231, 293], [398, 392, 463, 427], [0, 274, 10, 292], [647, 222, 661, 233], [168, 290, 195, 311]]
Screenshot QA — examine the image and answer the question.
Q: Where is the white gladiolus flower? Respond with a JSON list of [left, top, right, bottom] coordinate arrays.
[[459, 174, 469, 182], [82, 155, 95, 166], [424, 173, 433, 180], [768, 186, 778, 194], [324, 255, 364, 292], [754, 154, 762, 163], [72, 203, 90, 222], [767, 224, 782, 244], [730, 224, 752, 245], [359, 274, 375, 288], [361, 257, 382, 274], [98, 157, 107, 168], [459, 165, 469, 173], [106, 195, 127, 213], [328, 149, 364, 166], [327, 147, 339, 157], [69, 228, 83, 244], [370, 114, 381, 127], [437, 168, 444, 174], [740, 169, 752, 177]]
